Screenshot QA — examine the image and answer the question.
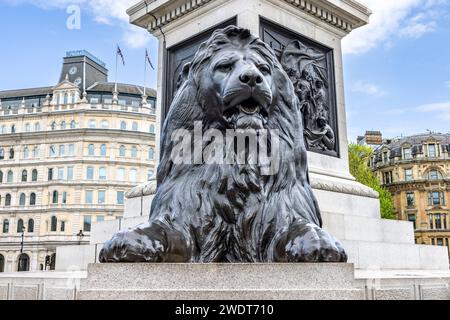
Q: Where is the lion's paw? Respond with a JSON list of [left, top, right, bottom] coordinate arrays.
[[285, 224, 347, 263]]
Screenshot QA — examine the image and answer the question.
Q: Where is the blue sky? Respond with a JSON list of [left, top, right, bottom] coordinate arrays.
[[0, 0, 450, 142]]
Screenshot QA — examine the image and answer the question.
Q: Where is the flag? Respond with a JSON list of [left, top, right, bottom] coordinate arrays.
[[117, 45, 125, 66], [145, 49, 155, 70]]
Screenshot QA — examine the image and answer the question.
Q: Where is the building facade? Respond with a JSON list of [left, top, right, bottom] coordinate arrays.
[[0, 51, 157, 273], [370, 133, 450, 259]]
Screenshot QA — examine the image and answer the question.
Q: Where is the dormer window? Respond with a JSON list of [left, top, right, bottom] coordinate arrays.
[[428, 144, 437, 158], [383, 151, 389, 164], [428, 170, 442, 180], [402, 147, 412, 160]]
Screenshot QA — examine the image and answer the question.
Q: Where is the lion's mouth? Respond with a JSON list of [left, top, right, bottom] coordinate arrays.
[[223, 97, 268, 120]]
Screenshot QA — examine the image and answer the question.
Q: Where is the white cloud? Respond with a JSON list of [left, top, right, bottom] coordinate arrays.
[[351, 81, 387, 96], [5, 0, 150, 48], [343, 0, 447, 55], [415, 100, 450, 120]]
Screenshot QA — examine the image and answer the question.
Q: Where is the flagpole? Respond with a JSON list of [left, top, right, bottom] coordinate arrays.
[[114, 47, 118, 94], [144, 51, 147, 97]]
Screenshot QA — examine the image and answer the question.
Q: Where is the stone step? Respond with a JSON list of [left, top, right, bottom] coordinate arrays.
[[344, 240, 450, 270], [77, 288, 366, 300], [323, 212, 415, 245]]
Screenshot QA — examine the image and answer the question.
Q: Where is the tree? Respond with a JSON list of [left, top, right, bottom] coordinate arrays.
[[348, 143, 396, 220]]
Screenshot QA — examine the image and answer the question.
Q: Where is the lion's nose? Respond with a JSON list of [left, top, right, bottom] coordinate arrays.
[[239, 69, 263, 87]]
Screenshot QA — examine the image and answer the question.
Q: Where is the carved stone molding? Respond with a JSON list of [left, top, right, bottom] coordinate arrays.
[[125, 179, 157, 198], [311, 179, 379, 199]]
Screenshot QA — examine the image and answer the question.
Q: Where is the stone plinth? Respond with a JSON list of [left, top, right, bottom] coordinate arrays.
[[78, 263, 365, 300]]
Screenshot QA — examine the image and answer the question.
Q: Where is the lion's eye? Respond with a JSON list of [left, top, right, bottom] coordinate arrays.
[[216, 63, 233, 73], [258, 65, 271, 75]]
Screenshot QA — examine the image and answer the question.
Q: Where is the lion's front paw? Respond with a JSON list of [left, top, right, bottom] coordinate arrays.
[[285, 224, 347, 263], [99, 229, 165, 263]]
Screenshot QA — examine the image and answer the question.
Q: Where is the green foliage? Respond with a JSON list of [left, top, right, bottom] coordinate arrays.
[[348, 143, 396, 220]]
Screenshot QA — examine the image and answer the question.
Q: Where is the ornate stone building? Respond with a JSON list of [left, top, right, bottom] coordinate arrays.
[[0, 51, 157, 272], [370, 133, 450, 259]]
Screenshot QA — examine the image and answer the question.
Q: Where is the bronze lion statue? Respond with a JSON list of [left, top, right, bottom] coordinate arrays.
[[100, 26, 347, 263]]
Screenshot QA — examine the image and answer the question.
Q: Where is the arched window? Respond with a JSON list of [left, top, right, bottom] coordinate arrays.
[[25, 123, 31, 132], [119, 145, 126, 157], [60, 121, 66, 130], [149, 124, 155, 134], [132, 122, 139, 131], [9, 148, 14, 159], [32, 169, 38, 182], [100, 144, 107, 156], [70, 120, 76, 129], [0, 170, 3, 183], [33, 146, 39, 159], [17, 253, 30, 272], [99, 167, 107, 180], [88, 144, 95, 156], [120, 121, 127, 130], [50, 216, 57, 232], [0, 148, 4, 160], [28, 219, 34, 233], [11, 125, 16, 134], [21, 170, 28, 182], [51, 122, 56, 130], [64, 93, 68, 105], [23, 147, 29, 159], [71, 94, 76, 104], [34, 122, 40, 132], [30, 193, 36, 206], [130, 169, 137, 182], [148, 148, 155, 160], [131, 146, 138, 158], [147, 170, 155, 181], [428, 170, 443, 180], [0, 254, 4, 273], [88, 119, 96, 128], [2, 220, 9, 233], [0, 125, 5, 134], [52, 191, 58, 204], [101, 120, 109, 129], [17, 219, 24, 233], [7, 170, 13, 183], [19, 193, 26, 206], [56, 94, 60, 105], [5, 194, 11, 206]]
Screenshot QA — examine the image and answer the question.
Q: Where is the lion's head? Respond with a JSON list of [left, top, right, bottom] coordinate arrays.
[[158, 26, 307, 186]]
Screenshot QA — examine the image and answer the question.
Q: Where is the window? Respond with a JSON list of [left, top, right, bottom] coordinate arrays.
[[25, 123, 31, 132], [428, 144, 437, 158], [67, 167, 74, 180], [1, 125, 5, 134], [51, 122, 56, 130], [86, 167, 94, 180], [148, 170, 155, 181], [130, 169, 137, 182], [101, 120, 109, 129], [70, 120, 76, 129], [85, 190, 93, 204], [383, 151, 389, 164], [51, 216, 57, 232], [83, 216, 92, 232], [88, 144, 95, 156], [120, 121, 127, 130], [49, 145, 56, 157], [17, 253, 29, 272], [117, 191, 125, 205], [2, 220, 9, 233], [435, 214, 442, 229], [408, 214, 416, 230], [68, 144, 75, 155], [0, 254, 3, 273], [28, 219, 34, 233], [382, 171, 393, 185], [0, 170, 3, 183], [61, 221, 65, 232], [7, 170, 13, 183], [58, 167, 64, 180], [23, 147, 29, 159], [88, 119, 96, 128], [428, 192, 445, 206], [9, 148, 14, 159], [99, 167, 107, 180], [444, 215, 448, 229], [98, 190, 106, 204], [52, 191, 58, 204], [404, 168, 413, 182], [437, 238, 444, 246], [48, 168, 54, 181], [62, 192, 67, 204], [132, 122, 139, 131], [71, 93, 76, 104], [33, 146, 39, 159], [117, 168, 125, 181], [22, 170, 28, 182], [149, 124, 155, 134], [60, 121, 66, 130], [63, 93, 68, 105], [402, 147, 411, 160], [59, 145, 65, 156], [30, 193, 36, 206], [19, 193, 26, 206], [5, 194, 11, 206], [148, 148, 155, 160], [428, 170, 442, 180], [34, 122, 40, 132], [100, 144, 107, 157], [97, 216, 104, 222], [406, 192, 415, 207], [0, 148, 3, 160], [32, 169, 38, 182], [119, 145, 126, 157], [11, 125, 16, 134], [17, 219, 24, 232], [131, 146, 138, 158]]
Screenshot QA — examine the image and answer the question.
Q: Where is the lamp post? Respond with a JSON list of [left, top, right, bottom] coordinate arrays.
[[77, 230, 85, 245], [20, 226, 26, 253]]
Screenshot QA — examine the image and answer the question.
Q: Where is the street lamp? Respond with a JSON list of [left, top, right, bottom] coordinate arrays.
[[77, 230, 85, 245], [20, 226, 26, 253]]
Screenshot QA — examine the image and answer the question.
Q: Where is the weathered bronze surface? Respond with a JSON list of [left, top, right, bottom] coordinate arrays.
[[100, 26, 347, 263]]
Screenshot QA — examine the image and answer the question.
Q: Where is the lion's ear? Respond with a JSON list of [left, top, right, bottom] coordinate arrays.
[[176, 62, 192, 92]]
